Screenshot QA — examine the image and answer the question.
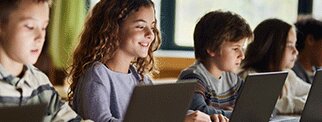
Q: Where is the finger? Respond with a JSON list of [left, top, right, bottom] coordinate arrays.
[[224, 116, 229, 122], [212, 114, 219, 122], [217, 114, 226, 122]]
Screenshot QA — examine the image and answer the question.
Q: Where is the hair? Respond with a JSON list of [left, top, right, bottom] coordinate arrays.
[[0, 0, 52, 27], [295, 18, 322, 52], [67, 0, 161, 102], [193, 10, 252, 62], [242, 18, 292, 72]]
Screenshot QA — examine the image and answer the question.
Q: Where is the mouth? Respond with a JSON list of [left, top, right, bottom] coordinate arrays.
[[31, 49, 40, 54], [139, 42, 150, 47]]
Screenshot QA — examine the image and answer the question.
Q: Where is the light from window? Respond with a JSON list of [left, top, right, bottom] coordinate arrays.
[[313, 0, 322, 20], [175, 0, 298, 47]]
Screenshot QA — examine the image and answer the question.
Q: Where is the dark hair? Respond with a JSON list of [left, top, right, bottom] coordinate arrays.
[[242, 18, 292, 72], [193, 10, 252, 62], [0, 0, 51, 26], [295, 18, 322, 52], [68, 0, 161, 102]]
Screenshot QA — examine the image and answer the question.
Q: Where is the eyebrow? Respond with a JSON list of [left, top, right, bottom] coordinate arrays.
[[133, 19, 156, 24], [19, 16, 49, 23]]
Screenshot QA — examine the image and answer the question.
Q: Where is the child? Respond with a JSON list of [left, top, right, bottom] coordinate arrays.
[[292, 18, 322, 83], [0, 0, 84, 121], [178, 10, 253, 119], [239, 18, 311, 114], [67, 0, 220, 122]]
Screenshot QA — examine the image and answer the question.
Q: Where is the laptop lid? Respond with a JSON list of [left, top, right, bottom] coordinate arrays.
[[123, 80, 196, 122], [230, 71, 288, 122], [300, 69, 322, 122], [0, 103, 46, 122]]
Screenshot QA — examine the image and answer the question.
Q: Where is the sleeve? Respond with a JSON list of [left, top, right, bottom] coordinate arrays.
[[190, 91, 229, 116], [75, 70, 121, 122], [275, 70, 310, 114], [179, 74, 228, 117], [33, 68, 85, 122]]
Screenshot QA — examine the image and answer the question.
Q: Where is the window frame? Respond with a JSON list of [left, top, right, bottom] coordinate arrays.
[[159, 0, 313, 51]]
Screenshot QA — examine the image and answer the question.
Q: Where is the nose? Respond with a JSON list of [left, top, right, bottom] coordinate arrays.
[[293, 46, 298, 56], [145, 27, 155, 41], [35, 27, 46, 43], [239, 50, 245, 60]]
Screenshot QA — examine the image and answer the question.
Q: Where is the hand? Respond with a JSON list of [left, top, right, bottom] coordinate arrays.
[[210, 114, 229, 122], [185, 110, 211, 122]]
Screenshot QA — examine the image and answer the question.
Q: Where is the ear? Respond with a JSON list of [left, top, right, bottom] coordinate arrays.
[[306, 35, 315, 46], [206, 49, 216, 57]]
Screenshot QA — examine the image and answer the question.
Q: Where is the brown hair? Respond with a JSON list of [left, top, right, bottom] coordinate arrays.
[[67, 0, 161, 102], [0, 0, 51, 26], [193, 10, 252, 62], [242, 18, 292, 72]]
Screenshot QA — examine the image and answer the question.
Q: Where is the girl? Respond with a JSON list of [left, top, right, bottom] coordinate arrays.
[[67, 0, 219, 121], [239, 18, 311, 114]]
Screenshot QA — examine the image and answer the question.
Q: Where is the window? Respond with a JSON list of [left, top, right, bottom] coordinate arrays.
[[313, 0, 322, 19], [173, 0, 298, 48]]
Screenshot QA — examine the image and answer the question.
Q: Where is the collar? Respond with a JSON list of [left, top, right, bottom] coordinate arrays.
[[0, 64, 32, 87]]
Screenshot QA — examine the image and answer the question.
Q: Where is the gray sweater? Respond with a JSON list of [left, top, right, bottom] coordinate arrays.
[[72, 61, 152, 122]]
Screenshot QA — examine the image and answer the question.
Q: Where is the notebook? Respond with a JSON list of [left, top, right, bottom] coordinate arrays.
[[0, 103, 46, 122], [123, 80, 197, 122], [300, 69, 322, 122], [230, 71, 288, 122]]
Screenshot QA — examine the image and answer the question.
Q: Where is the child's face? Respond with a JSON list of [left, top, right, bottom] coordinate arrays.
[[281, 27, 298, 69], [118, 5, 155, 59], [0, 0, 49, 65], [211, 39, 246, 72]]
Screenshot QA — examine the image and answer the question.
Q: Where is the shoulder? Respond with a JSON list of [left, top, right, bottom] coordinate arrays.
[[178, 62, 203, 79], [27, 65, 51, 86], [84, 61, 109, 78]]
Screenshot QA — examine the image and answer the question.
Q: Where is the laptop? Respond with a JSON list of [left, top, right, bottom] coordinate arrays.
[[0, 103, 46, 122], [123, 80, 197, 122], [270, 69, 322, 122], [230, 71, 288, 122], [300, 69, 322, 122]]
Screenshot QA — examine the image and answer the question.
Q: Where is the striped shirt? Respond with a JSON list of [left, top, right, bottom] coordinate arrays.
[[0, 64, 81, 122], [178, 61, 243, 117]]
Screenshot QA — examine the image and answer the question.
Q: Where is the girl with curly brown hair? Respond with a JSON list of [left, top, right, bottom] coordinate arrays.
[[67, 0, 217, 121]]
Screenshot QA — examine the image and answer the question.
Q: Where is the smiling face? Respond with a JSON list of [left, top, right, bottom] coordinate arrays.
[[118, 5, 155, 60], [281, 27, 298, 69], [0, 0, 49, 65]]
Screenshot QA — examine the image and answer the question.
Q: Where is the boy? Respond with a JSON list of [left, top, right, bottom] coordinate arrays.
[[0, 0, 86, 121], [292, 17, 322, 83], [178, 10, 252, 119]]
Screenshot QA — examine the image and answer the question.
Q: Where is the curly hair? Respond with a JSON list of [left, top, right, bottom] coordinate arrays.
[[67, 0, 161, 102]]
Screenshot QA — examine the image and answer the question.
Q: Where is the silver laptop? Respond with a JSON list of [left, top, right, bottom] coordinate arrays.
[[230, 71, 288, 122], [0, 103, 46, 122], [123, 80, 196, 122]]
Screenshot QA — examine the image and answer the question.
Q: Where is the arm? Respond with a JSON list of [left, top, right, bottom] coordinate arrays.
[[275, 70, 311, 114], [76, 73, 120, 122], [47, 90, 83, 122]]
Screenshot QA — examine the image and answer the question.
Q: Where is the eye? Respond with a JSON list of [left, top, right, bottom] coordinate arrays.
[[136, 25, 145, 30], [25, 24, 34, 30]]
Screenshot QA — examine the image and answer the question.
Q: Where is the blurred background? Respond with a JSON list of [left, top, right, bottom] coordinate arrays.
[[36, 0, 322, 88]]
